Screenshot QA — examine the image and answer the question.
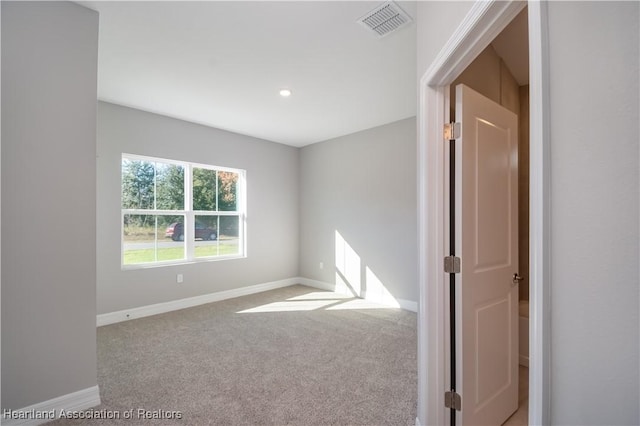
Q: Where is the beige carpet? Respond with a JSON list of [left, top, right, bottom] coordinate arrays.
[[50, 285, 417, 425]]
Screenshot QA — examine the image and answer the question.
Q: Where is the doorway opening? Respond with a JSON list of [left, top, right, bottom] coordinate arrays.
[[417, 1, 550, 425], [448, 9, 529, 424]]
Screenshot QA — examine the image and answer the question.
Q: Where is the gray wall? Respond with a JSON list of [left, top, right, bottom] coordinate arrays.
[[1, 1, 99, 409], [416, 1, 474, 80], [299, 118, 418, 305], [546, 2, 639, 424], [97, 102, 299, 314], [417, 1, 639, 424]]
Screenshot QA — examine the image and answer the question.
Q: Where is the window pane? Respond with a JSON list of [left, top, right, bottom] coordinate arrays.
[[123, 214, 185, 265], [194, 215, 219, 258], [156, 162, 184, 210], [122, 159, 155, 209], [219, 216, 240, 255], [218, 171, 238, 211], [193, 216, 241, 258], [193, 168, 217, 211], [194, 216, 218, 241]]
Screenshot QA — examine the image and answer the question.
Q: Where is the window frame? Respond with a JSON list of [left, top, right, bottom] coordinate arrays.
[[121, 153, 246, 269]]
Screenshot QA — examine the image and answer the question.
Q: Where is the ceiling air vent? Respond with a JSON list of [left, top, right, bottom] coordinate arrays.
[[357, 1, 413, 38]]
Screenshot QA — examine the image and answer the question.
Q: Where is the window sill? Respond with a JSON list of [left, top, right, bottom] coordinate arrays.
[[121, 254, 246, 271]]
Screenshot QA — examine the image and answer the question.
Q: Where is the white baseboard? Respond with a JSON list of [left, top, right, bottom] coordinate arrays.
[[2, 386, 101, 426], [298, 278, 418, 312], [298, 277, 337, 292], [397, 299, 418, 313], [97, 278, 299, 326]]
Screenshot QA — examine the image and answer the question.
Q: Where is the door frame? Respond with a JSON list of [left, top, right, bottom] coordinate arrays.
[[417, 1, 551, 425]]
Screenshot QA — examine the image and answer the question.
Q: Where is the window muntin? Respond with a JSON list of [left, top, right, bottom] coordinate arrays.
[[121, 154, 245, 268]]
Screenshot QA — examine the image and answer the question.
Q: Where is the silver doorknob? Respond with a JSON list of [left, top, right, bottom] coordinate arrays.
[[512, 273, 524, 285]]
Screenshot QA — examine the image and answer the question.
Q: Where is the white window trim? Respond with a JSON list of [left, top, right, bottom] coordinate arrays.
[[121, 153, 247, 269]]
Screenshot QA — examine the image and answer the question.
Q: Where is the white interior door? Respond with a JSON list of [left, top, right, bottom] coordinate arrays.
[[454, 84, 519, 425]]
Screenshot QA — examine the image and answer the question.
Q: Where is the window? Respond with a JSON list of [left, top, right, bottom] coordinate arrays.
[[121, 154, 245, 268]]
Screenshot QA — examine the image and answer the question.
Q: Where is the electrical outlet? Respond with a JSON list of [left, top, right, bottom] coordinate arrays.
[[177, 274, 184, 283]]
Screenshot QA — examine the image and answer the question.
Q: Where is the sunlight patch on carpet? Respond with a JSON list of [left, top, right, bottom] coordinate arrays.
[[236, 300, 337, 313]]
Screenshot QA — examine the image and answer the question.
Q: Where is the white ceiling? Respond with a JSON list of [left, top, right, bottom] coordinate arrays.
[[79, 1, 418, 147]]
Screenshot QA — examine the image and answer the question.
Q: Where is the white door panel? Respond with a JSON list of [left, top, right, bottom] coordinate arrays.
[[455, 84, 519, 426]]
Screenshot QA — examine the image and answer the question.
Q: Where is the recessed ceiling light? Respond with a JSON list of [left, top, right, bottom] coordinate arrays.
[[279, 88, 292, 97]]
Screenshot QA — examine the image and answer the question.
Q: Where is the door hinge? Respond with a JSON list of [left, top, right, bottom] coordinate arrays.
[[444, 391, 461, 410], [444, 122, 461, 141], [444, 256, 461, 274]]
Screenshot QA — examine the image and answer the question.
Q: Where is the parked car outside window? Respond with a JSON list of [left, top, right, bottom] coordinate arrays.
[[165, 222, 217, 241]]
